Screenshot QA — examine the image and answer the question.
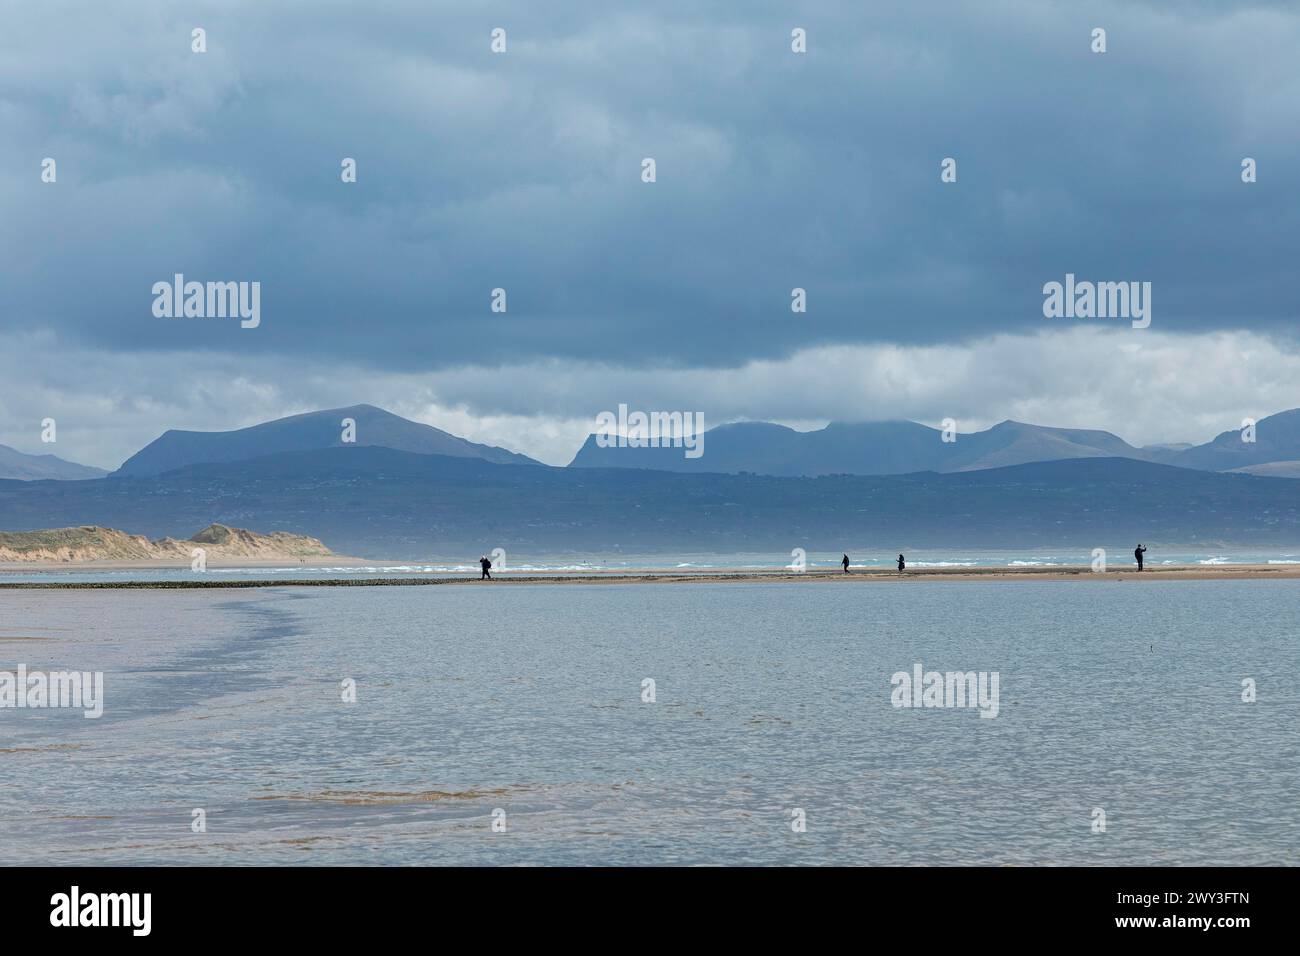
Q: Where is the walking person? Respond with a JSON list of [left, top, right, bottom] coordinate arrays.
[[841, 554, 850, 573], [897, 553, 906, 574], [479, 555, 493, 580]]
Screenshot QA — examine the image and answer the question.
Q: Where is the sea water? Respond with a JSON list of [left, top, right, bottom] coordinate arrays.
[[1, 580, 1296, 865]]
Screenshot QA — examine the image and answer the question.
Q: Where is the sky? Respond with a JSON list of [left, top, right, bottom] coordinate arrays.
[[2, 0, 1298, 468]]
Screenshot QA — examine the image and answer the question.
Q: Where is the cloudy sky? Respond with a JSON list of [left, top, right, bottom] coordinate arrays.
[[2, 0, 1298, 468]]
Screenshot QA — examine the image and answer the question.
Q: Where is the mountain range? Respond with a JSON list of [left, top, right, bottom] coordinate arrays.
[[114, 404, 538, 477], [569, 410, 1300, 477], [2, 403, 1300, 556], [2, 445, 1297, 557], [0, 443, 109, 481], [5, 403, 1300, 482]]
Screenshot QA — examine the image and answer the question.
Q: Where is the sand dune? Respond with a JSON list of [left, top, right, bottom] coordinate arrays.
[[0, 523, 332, 564]]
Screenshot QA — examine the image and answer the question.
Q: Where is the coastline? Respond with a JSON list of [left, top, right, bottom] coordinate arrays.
[[3, 563, 1299, 588]]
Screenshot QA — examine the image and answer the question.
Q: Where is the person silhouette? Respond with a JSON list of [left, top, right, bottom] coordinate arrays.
[[897, 554, 906, 573], [479, 555, 492, 580], [1134, 544, 1147, 572], [841, 554, 850, 573]]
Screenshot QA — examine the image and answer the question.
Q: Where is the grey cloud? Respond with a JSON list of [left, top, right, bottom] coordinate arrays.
[[3, 0, 1298, 377], [3, 327, 1298, 470]]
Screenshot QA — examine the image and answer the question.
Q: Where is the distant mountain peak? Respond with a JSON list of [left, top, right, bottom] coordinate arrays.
[[0, 443, 109, 481], [114, 405, 540, 477], [569, 415, 1149, 477]]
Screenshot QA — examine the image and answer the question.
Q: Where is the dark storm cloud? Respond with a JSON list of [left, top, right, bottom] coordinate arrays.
[[2, 0, 1297, 373]]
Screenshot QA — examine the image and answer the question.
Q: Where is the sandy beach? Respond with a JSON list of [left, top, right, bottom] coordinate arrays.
[[2, 563, 1298, 588]]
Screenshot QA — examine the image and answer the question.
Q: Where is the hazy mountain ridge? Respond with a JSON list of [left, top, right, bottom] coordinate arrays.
[[3, 446, 1297, 558], [0, 443, 109, 481], [1171, 408, 1300, 471], [114, 404, 539, 476], [23, 402, 1300, 485], [4, 405, 1300, 559], [570, 409, 1300, 477], [570, 417, 1169, 475]]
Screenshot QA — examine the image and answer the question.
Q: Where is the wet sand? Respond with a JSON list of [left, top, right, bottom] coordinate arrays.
[[2, 564, 1299, 588]]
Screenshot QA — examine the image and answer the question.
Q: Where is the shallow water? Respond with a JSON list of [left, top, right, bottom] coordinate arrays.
[[1, 580, 1297, 865]]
